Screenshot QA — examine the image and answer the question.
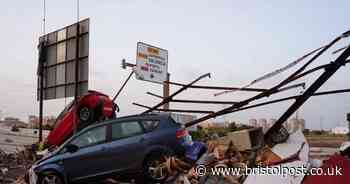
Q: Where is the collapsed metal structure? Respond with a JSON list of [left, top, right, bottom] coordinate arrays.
[[133, 30, 350, 144]]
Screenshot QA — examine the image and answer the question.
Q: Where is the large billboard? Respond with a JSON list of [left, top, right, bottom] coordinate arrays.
[[135, 42, 168, 84], [37, 19, 89, 100]]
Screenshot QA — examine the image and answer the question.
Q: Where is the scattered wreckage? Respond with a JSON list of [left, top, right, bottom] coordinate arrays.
[[0, 147, 34, 184], [130, 29, 350, 184], [6, 29, 350, 184]]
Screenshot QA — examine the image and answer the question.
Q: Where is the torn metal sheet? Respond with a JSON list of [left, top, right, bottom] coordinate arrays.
[[244, 130, 310, 184], [271, 130, 309, 163]]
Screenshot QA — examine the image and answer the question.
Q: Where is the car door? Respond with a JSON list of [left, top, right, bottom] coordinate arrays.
[[61, 125, 109, 181], [104, 120, 147, 173]]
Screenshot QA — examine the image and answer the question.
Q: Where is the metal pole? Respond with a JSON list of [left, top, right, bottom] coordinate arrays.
[[74, 6, 80, 134], [39, 59, 44, 142], [112, 71, 134, 102], [39, 0, 46, 142], [163, 73, 170, 109]]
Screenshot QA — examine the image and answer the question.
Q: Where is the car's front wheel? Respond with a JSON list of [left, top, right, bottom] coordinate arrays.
[[39, 171, 64, 184], [77, 106, 95, 130], [143, 150, 172, 183]]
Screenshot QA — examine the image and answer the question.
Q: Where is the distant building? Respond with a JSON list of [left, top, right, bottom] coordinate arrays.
[[268, 119, 277, 129], [248, 117, 305, 133], [287, 118, 305, 133], [258, 118, 268, 133], [331, 126, 349, 134], [197, 120, 230, 129], [0, 117, 27, 128], [210, 122, 229, 128], [4, 117, 20, 121], [249, 119, 258, 127], [28, 115, 56, 128]]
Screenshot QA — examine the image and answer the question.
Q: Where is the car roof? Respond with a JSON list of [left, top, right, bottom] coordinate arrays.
[[85, 112, 172, 130], [117, 112, 171, 120]]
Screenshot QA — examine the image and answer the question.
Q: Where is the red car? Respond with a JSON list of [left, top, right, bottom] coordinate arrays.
[[46, 90, 117, 147]]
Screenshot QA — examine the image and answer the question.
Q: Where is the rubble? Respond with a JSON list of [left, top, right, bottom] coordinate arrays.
[[150, 129, 316, 184], [0, 148, 33, 184]]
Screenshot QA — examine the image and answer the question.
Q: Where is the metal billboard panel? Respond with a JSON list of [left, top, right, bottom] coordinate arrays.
[[135, 42, 168, 84], [37, 18, 89, 101]]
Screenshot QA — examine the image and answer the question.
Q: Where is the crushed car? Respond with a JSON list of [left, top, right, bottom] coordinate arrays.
[[26, 113, 203, 184], [46, 90, 117, 147]]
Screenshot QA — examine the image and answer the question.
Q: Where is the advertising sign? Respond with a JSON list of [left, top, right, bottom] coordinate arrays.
[[37, 19, 89, 100]]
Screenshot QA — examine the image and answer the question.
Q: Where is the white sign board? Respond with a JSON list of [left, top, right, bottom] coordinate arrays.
[[135, 42, 168, 84]]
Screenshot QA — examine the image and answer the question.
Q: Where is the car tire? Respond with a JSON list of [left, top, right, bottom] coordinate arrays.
[[77, 106, 95, 129], [39, 171, 64, 184], [143, 150, 173, 183]]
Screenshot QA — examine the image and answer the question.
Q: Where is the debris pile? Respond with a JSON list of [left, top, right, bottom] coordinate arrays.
[[0, 148, 33, 184], [161, 128, 311, 184]]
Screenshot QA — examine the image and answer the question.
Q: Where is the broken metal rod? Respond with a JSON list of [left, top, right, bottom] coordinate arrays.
[[228, 88, 350, 113], [147, 83, 303, 105], [133, 102, 213, 114], [146, 92, 238, 104], [171, 99, 238, 105], [167, 81, 268, 92], [113, 71, 134, 102], [275, 32, 345, 90], [143, 73, 211, 114], [277, 82, 306, 93], [185, 31, 350, 128], [265, 44, 350, 141], [133, 102, 152, 109], [332, 44, 350, 54], [146, 92, 163, 99], [288, 60, 350, 83], [156, 109, 214, 114]]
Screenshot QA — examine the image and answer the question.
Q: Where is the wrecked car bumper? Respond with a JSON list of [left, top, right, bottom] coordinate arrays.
[[27, 165, 38, 184]]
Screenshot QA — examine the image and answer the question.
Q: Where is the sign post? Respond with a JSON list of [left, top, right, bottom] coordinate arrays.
[[135, 42, 168, 84], [163, 73, 170, 109], [135, 42, 169, 109], [37, 40, 47, 142]]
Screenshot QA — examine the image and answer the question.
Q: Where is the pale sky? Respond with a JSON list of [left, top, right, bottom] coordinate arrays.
[[1, 0, 350, 130]]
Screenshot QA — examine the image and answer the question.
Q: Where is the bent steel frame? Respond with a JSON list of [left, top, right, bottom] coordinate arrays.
[[133, 30, 350, 143]]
